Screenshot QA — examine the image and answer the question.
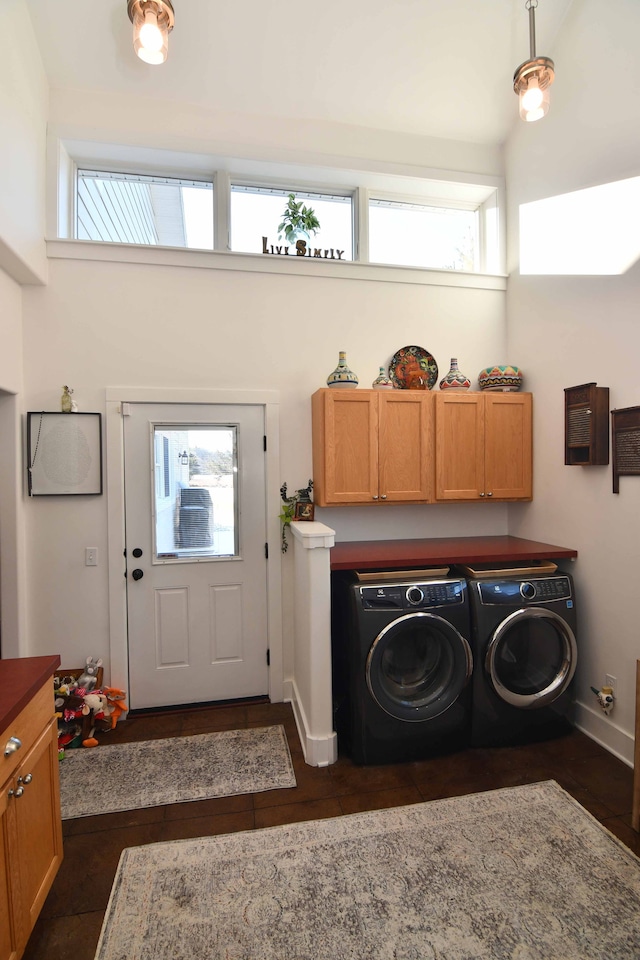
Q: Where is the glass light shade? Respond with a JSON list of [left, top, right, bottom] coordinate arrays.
[[519, 74, 550, 122], [132, 3, 169, 64]]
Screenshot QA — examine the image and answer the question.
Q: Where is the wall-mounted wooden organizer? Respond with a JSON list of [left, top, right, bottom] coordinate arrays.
[[564, 382, 609, 465], [611, 405, 640, 493]]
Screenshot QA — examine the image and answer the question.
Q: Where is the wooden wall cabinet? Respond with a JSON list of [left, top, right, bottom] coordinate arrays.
[[564, 382, 609, 466], [435, 392, 532, 501], [1, 680, 63, 960], [312, 389, 434, 506]]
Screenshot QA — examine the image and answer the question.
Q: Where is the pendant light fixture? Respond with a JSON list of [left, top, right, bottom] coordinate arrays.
[[513, 0, 554, 122], [127, 0, 175, 65]]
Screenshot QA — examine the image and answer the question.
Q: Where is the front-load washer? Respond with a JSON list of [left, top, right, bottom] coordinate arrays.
[[467, 573, 578, 747], [331, 573, 473, 765]]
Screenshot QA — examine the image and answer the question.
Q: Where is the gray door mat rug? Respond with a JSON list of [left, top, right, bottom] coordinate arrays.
[[94, 780, 640, 960], [59, 725, 296, 819]]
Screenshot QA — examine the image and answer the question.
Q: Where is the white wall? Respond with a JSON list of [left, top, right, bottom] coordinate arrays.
[[505, 0, 640, 763], [0, 268, 28, 658], [22, 256, 506, 681], [0, 0, 48, 284]]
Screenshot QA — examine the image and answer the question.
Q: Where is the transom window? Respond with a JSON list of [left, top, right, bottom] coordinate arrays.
[[230, 185, 354, 259], [369, 199, 478, 271], [76, 170, 214, 249]]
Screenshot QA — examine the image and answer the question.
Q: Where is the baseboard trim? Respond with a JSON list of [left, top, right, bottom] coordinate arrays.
[[574, 698, 634, 767], [284, 678, 337, 767]]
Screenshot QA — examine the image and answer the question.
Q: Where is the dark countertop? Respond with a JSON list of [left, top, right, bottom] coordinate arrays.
[[0, 655, 61, 733], [330, 535, 577, 571]]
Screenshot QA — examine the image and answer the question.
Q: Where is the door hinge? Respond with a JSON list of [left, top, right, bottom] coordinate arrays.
[[121, 402, 131, 416], [263, 435, 267, 452], [266, 648, 270, 666], [265, 542, 269, 559]]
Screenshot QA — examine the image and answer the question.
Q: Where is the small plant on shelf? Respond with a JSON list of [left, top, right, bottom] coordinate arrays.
[[279, 480, 314, 552], [277, 194, 321, 246]]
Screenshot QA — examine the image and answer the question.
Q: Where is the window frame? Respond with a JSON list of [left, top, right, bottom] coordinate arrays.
[[50, 138, 506, 287]]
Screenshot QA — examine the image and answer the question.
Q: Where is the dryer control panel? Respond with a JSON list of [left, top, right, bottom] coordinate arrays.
[[476, 576, 572, 605], [360, 579, 465, 611]]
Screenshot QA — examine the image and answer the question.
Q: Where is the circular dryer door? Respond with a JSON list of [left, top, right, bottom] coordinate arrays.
[[366, 612, 472, 722], [485, 608, 577, 709]]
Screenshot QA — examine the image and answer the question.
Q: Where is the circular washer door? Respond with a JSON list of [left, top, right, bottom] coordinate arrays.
[[366, 612, 472, 722], [485, 608, 577, 709]]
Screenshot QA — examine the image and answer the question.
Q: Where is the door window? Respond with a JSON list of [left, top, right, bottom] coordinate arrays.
[[152, 424, 238, 561]]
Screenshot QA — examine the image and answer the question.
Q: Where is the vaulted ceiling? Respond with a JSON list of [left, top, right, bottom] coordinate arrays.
[[26, 0, 573, 146]]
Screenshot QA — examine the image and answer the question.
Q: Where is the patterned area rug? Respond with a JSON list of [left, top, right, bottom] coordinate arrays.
[[60, 725, 296, 819], [94, 781, 640, 960]]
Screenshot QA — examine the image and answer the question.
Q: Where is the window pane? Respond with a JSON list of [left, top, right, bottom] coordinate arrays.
[[153, 425, 237, 561], [369, 199, 477, 271], [231, 186, 353, 260], [76, 171, 213, 249]]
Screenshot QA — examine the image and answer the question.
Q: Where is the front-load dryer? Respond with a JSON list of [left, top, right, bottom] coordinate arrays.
[[331, 573, 473, 765], [467, 573, 578, 747]]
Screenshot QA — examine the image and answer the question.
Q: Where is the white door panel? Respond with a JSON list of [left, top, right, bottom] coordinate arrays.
[[124, 403, 268, 709]]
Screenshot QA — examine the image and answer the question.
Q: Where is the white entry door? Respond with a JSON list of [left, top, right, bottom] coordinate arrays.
[[123, 402, 269, 710]]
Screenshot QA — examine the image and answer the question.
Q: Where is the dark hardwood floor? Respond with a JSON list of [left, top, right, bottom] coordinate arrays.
[[24, 701, 638, 960]]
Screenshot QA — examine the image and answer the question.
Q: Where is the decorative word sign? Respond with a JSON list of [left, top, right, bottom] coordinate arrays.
[[611, 405, 640, 493], [262, 237, 345, 260]]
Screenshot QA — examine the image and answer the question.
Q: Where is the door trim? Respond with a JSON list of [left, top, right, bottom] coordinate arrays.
[[105, 387, 283, 705]]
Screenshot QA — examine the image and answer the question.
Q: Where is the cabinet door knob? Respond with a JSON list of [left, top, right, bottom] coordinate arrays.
[[18, 774, 33, 785], [479, 492, 486, 498], [4, 736, 22, 757], [487, 491, 493, 497], [372, 495, 379, 500], [381, 494, 387, 500], [8, 786, 24, 798]]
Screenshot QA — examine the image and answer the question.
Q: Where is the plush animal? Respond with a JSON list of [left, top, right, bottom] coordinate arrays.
[[81, 692, 111, 747], [103, 687, 128, 728], [77, 656, 103, 691]]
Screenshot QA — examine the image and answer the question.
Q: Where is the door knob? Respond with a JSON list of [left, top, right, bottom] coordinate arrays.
[[132, 568, 144, 581]]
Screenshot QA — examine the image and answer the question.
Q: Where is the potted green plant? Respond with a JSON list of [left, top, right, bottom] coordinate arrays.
[[278, 194, 321, 246]]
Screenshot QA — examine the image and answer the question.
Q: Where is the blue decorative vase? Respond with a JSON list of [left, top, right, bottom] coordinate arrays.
[[327, 351, 358, 388]]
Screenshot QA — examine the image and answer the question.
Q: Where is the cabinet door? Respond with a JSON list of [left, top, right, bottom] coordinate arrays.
[[484, 393, 532, 500], [10, 721, 62, 952], [378, 393, 433, 502], [312, 390, 378, 505], [435, 393, 485, 500], [0, 787, 18, 960]]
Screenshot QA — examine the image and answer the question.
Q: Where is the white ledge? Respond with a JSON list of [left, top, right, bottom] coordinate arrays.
[[290, 521, 336, 549], [46, 240, 507, 291]]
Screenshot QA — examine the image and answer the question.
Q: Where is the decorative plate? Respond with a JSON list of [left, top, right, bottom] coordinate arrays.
[[389, 345, 438, 390]]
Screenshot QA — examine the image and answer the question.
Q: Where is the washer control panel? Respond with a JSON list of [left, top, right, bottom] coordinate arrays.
[[360, 579, 465, 610], [476, 576, 572, 605]]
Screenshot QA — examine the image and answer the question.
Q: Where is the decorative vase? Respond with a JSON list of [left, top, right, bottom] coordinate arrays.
[[439, 358, 471, 391], [326, 351, 358, 388], [371, 366, 394, 390], [478, 365, 523, 392]]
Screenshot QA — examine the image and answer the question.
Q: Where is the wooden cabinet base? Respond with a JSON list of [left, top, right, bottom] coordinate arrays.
[[1, 671, 63, 960]]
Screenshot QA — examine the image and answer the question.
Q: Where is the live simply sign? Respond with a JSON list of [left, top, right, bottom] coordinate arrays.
[[262, 237, 346, 259]]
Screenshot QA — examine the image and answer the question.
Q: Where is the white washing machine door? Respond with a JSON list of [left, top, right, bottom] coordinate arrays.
[[485, 607, 577, 709], [366, 612, 472, 722]]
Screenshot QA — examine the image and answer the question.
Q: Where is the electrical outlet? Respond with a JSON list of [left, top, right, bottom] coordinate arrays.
[[85, 547, 98, 567], [605, 674, 616, 697]]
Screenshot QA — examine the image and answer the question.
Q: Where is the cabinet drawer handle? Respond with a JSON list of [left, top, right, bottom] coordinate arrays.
[[4, 736, 22, 757]]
